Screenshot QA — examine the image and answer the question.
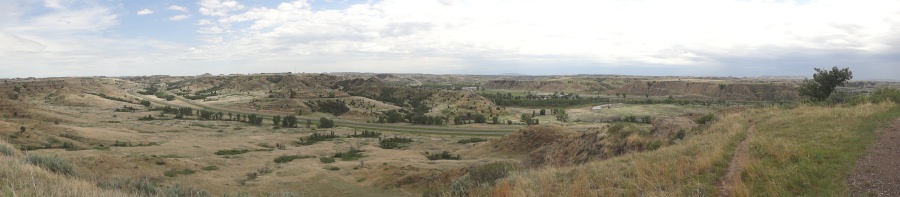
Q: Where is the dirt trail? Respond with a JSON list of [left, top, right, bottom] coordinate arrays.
[[719, 119, 754, 197], [848, 118, 900, 196]]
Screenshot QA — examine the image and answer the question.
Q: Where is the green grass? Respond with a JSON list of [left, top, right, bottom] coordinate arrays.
[[736, 103, 900, 196]]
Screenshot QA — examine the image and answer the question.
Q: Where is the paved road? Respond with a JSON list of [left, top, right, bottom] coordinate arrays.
[[127, 90, 518, 136]]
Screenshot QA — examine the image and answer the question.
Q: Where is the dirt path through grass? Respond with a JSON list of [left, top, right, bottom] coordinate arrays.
[[848, 118, 900, 196], [718, 119, 754, 197]]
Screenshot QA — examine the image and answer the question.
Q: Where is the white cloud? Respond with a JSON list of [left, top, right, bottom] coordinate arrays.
[[43, 0, 65, 10], [136, 8, 153, 15], [192, 0, 900, 68], [8, 6, 118, 33], [198, 0, 246, 16], [4, 0, 900, 79], [170, 14, 190, 21], [167, 5, 189, 13]]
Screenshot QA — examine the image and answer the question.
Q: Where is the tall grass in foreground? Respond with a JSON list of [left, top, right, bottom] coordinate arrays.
[[732, 102, 899, 196], [493, 111, 751, 196], [0, 141, 126, 196]]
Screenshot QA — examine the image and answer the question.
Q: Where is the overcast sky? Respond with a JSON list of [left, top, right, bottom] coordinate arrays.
[[1, 0, 899, 80]]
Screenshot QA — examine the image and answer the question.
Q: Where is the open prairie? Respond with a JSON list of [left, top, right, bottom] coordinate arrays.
[[2, 73, 899, 196]]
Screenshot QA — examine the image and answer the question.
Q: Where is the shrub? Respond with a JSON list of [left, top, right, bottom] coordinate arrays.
[[0, 144, 15, 156], [851, 88, 900, 105], [319, 117, 335, 128], [646, 140, 662, 150], [427, 151, 460, 160], [98, 177, 211, 196], [349, 130, 381, 138], [295, 132, 339, 146], [334, 149, 365, 161], [164, 168, 196, 177], [214, 149, 250, 155], [672, 129, 686, 141], [324, 166, 340, 171], [379, 136, 413, 149], [25, 155, 74, 176], [695, 113, 716, 124], [457, 137, 487, 144], [450, 175, 470, 197], [468, 162, 518, 185], [320, 157, 336, 164], [202, 166, 219, 171], [274, 155, 314, 163]]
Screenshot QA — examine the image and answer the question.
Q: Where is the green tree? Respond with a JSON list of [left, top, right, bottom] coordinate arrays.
[[283, 115, 298, 128], [555, 108, 569, 122], [319, 117, 335, 128], [272, 115, 281, 127], [798, 66, 853, 102]]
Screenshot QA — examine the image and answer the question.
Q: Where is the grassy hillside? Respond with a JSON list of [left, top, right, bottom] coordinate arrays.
[[0, 140, 125, 196], [732, 102, 900, 196], [482, 102, 898, 196]]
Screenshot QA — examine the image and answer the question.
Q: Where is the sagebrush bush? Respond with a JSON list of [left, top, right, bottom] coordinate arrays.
[[214, 149, 250, 155], [696, 113, 716, 124], [0, 144, 15, 156], [468, 162, 518, 185], [319, 157, 335, 164], [25, 155, 74, 176], [426, 151, 460, 160]]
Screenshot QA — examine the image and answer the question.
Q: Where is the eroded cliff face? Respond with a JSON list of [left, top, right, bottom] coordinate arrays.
[[614, 81, 798, 101]]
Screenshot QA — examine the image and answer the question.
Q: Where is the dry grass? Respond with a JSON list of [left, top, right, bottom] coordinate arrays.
[[491, 102, 900, 197], [0, 140, 126, 196], [495, 110, 751, 196]]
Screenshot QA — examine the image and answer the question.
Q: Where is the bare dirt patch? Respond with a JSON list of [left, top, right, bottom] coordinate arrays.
[[848, 118, 900, 196]]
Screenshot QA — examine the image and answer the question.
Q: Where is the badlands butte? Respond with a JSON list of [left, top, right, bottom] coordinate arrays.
[[1, 73, 899, 196]]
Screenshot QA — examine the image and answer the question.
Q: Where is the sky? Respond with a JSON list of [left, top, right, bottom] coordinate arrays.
[[1, 0, 899, 80]]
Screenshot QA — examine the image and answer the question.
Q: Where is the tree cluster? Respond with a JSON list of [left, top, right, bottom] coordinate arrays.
[[305, 100, 350, 116], [480, 92, 608, 107]]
